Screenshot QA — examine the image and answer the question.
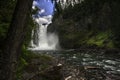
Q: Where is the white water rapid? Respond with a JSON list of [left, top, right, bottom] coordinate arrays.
[[29, 15, 59, 50]]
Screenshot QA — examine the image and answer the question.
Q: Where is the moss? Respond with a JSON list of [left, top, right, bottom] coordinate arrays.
[[86, 31, 113, 47]]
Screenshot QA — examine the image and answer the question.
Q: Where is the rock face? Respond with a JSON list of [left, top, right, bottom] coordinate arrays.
[[48, 0, 120, 49]]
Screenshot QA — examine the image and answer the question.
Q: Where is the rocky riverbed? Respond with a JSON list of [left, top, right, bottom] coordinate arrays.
[[20, 49, 120, 80]]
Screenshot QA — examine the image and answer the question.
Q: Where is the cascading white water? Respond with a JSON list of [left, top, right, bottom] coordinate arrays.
[[29, 15, 59, 50]]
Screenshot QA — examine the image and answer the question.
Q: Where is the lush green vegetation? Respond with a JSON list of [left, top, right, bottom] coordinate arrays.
[[0, 0, 16, 47], [51, 0, 120, 49]]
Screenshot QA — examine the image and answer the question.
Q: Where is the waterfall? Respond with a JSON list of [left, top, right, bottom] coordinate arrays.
[[29, 15, 59, 50]]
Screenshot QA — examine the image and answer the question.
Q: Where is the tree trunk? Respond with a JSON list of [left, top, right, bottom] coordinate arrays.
[[0, 0, 33, 80]]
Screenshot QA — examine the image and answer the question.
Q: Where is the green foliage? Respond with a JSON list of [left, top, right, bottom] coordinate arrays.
[[0, 0, 16, 47], [87, 32, 108, 47], [0, 23, 9, 37], [24, 16, 36, 47], [110, 1, 120, 48], [53, 0, 120, 49], [16, 45, 54, 80], [16, 57, 28, 80]]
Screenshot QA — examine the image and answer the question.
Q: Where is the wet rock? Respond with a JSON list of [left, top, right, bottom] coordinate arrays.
[[22, 72, 35, 80], [29, 65, 63, 80], [21, 54, 59, 80], [85, 66, 106, 80], [105, 48, 120, 54]]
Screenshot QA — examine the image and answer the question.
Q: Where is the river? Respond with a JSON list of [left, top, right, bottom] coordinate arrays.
[[35, 49, 120, 80]]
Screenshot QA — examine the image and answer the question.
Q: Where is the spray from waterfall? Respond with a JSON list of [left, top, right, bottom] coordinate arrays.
[[29, 15, 59, 50]]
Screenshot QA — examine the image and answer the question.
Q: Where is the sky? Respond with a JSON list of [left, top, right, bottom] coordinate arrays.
[[33, 0, 55, 17], [32, 0, 55, 25]]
